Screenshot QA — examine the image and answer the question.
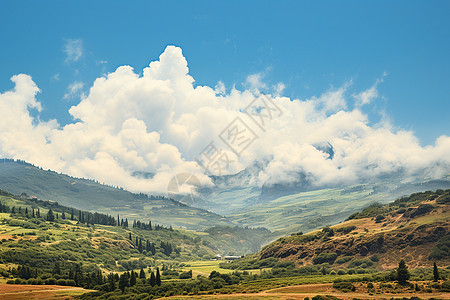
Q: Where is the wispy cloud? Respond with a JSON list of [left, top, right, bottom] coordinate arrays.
[[63, 39, 83, 63], [63, 81, 84, 100], [51, 73, 60, 81], [245, 72, 267, 94], [353, 72, 387, 107]]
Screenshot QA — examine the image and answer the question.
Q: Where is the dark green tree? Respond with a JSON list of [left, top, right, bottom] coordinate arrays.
[[46, 209, 55, 222], [130, 271, 136, 286], [156, 267, 161, 286], [107, 273, 115, 292], [433, 262, 440, 282], [118, 273, 128, 293], [397, 260, 410, 285], [139, 268, 146, 279], [138, 239, 143, 253], [149, 272, 156, 286]]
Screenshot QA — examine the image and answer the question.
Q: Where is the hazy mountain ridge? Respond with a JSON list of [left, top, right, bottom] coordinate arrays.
[[2, 159, 450, 236], [0, 160, 233, 230]]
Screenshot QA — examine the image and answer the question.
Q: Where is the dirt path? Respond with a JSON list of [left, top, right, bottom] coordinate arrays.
[[0, 284, 93, 299]]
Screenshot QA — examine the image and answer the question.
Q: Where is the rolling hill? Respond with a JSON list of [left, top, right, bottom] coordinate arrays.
[[0, 159, 233, 230], [209, 176, 450, 234], [255, 189, 450, 270]]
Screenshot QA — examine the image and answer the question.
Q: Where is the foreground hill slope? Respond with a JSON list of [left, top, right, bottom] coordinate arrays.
[[258, 189, 450, 270], [0, 189, 219, 272], [0, 160, 232, 230]]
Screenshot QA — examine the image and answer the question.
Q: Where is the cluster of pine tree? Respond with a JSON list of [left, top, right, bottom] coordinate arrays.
[[160, 241, 174, 256], [132, 219, 152, 230], [1, 190, 180, 232], [105, 267, 161, 293], [127, 233, 157, 255], [8, 263, 103, 289], [1, 203, 43, 219], [1, 201, 117, 226]]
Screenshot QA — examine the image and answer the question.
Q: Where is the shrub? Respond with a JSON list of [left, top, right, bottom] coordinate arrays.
[[45, 278, 57, 285], [313, 252, 338, 265], [336, 226, 356, 234], [335, 256, 352, 264], [375, 215, 385, 223], [274, 261, 295, 269], [179, 270, 192, 279], [348, 258, 374, 268], [429, 235, 450, 260], [332, 281, 356, 292], [312, 296, 341, 300], [337, 269, 346, 275]]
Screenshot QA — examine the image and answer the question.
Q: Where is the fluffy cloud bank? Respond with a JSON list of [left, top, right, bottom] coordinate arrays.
[[0, 46, 449, 196]]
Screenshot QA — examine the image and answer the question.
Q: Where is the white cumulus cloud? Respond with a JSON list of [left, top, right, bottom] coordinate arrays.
[[0, 46, 448, 197]]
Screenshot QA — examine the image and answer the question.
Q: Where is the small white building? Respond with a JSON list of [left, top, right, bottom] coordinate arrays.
[[224, 255, 243, 260]]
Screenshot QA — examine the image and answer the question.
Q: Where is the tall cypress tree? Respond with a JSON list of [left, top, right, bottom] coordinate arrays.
[[156, 267, 161, 286], [139, 268, 146, 279], [138, 239, 143, 253], [130, 271, 136, 286], [433, 262, 440, 282], [149, 272, 156, 286], [397, 260, 410, 285]]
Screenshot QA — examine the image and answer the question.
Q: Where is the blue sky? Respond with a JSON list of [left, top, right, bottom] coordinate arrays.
[[1, 0, 449, 146], [1, 1, 450, 193]]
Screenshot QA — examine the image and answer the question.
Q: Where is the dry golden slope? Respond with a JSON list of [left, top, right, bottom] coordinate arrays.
[[259, 189, 450, 270]]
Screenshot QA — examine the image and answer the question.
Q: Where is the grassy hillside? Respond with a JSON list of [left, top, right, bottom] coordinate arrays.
[[0, 192, 219, 273], [0, 160, 233, 230], [251, 189, 450, 271], [1, 188, 449, 299]]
